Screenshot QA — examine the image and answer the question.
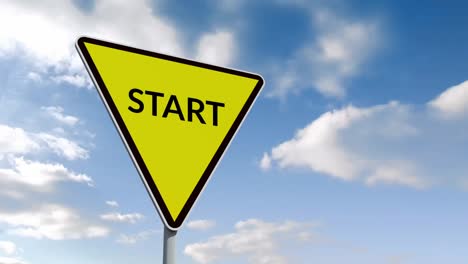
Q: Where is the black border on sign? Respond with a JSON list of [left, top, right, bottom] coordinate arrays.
[[75, 36, 264, 230]]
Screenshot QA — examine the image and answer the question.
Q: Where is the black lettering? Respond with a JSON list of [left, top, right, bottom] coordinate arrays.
[[145, 90, 164, 116], [162, 95, 185, 121], [206, 100, 225, 126], [128, 88, 144, 113], [188, 97, 206, 124]]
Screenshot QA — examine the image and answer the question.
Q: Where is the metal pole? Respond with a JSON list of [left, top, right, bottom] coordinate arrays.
[[163, 226, 177, 264]]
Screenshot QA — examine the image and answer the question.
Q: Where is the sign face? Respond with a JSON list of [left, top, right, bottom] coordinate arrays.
[[76, 37, 264, 230]]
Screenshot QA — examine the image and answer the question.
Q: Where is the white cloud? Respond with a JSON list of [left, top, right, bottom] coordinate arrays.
[[0, 125, 40, 156], [262, 102, 428, 188], [0, 0, 183, 86], [428, 80, 468, 118], [187, 220, 216, 231], [0, 124, 89, 160], [105, 201, 119, 208], [0, 0, 241, 89], [0, 0, 184, 88], [259, 152, 272, 171], [263, 80, 468, 189], [100, 212, 144, 224], [184, 219, 316, 264], [0, 241, 16, 255], [116, 229, 158, 245], [0, 257, 27, 264], [269, 8, 380, 98], [37, 133, 89, 160], [0, 204, 109, 240], [196, 30, 236, 67], [266, 104, 382, 180], [41, 106, 79, 126], [51, 74, 90, 88], [0, 157, 93, 190], [365, 163, 428, 189]]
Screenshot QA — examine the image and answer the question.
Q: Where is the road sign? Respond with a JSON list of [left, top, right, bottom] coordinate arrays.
[[76, 37, 264, 230]]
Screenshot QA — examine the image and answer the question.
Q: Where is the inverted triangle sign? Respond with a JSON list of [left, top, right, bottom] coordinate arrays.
[[76, 37, 264, 230]]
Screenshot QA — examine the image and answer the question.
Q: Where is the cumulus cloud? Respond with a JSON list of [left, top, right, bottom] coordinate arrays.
[[37, 133, 89, 160], [0, 0, 183, 88], [100, 212, 144, 224], [0, 204, 109, 240], [41, 106, 79, 126], [184, 219, 316, 264], [266, 103, 385, 180], [0, 157, 94, 191], [187, 220, 216, 231], [0, 125, 92, 198], [196, 30, 236, 66], [0, 0, 238, 88], [0, 241, 16, 256], [263, 80, 468, 189], [428, 80, 468, 118], [0, 125, 40, 157], [116, 229, 158, 245], [269, 8, 380, 98], [0, 123, 102, 242], [0, 124, 89, 161]]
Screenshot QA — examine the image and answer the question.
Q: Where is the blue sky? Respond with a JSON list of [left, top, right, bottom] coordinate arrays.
[[0, 0, 468, 263]]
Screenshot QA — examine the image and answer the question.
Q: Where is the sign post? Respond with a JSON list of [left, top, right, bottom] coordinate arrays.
[[163, 227, 177, 264], [76, 36, 264, 262]]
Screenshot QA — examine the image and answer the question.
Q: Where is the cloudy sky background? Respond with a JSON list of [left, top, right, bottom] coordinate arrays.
[[1, 0, 468, 263]]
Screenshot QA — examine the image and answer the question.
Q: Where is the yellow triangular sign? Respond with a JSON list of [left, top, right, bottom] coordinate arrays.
[[76, 37, 264, 230]]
